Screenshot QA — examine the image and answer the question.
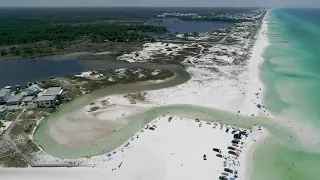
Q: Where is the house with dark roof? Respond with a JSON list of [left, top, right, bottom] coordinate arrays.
[[6, 93, 25, 106]]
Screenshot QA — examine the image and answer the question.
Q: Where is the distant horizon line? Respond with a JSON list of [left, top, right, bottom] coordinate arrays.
[[0, 6, 267, 8], [0, 6, 319, 9], [0, 6, 318, 9]]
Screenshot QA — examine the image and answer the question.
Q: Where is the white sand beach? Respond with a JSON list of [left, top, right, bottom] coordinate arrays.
[[146, 13, 270, 118], [98, 116, 268, 180], [85, 94, 153, 121], [1, 116, 269, 180]]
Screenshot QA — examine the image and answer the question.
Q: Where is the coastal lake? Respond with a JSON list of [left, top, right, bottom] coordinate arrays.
[[147, 18, 233, 34], [0, 58, 107, 87], [0, 18, 233, 87], [0, 58, 184, 88]]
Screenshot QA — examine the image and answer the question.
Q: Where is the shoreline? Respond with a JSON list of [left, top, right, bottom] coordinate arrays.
[[240, 10, 271, 117], [242, 11, 272, 180], [0, 51, 91, 61], [243, 126, 270, 180]]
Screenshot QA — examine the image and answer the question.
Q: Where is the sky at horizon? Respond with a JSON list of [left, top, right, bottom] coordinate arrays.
[[1, 0, 320, 8]]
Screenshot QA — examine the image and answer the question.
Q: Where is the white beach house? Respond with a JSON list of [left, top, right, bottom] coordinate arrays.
[[36, 95, 57, 108], [36, 87, 63, 108]]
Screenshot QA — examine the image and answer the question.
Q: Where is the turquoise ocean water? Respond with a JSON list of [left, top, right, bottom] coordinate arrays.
[[262, 9, 320, 126], [252, 9, 320, 180]]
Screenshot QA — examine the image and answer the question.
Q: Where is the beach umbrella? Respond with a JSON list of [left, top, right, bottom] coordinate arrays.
[[107, 153, 112, 157], [257, 104, 262, 109]]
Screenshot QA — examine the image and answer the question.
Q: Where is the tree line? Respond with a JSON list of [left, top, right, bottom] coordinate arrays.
[[0, 18, 167, 57], [0, 21, 166, 46]]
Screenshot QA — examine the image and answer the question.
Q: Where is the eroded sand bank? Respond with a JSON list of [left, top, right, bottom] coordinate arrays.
[[48, 94, 154, 147]]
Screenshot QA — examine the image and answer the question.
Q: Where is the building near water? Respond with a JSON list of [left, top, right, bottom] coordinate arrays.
[[22, 96, 34, 104], [25, 84, 41, 96], [6, 93, 25, 106], [36, 87, 64, 108], [40, 87, 64, 98], [36, 95, 57, 108], [0, 88, 11, 103]]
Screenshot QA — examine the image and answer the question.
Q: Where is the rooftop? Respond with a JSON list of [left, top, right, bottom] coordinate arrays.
[[27, 84, 41, 91], [6, 93, 25, 103], [36, 95, 57, 101], [0, 105, 7, 111], [22, 96, 34, 102], [41, 87, 63, 96], [0, 88, 10, 97]]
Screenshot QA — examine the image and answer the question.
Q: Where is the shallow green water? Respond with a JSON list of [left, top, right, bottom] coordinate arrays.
[[253, 137, 320, 180], [36, 101, 298, 159], [34, 66, 192, 158]]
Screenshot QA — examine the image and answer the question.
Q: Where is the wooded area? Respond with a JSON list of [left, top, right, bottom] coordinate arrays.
[[0, 8, 167, 58]]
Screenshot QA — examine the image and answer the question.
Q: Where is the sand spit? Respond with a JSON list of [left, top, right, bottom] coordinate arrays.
[[48, 95, 153, 147], [85, 94, 153, 121]]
